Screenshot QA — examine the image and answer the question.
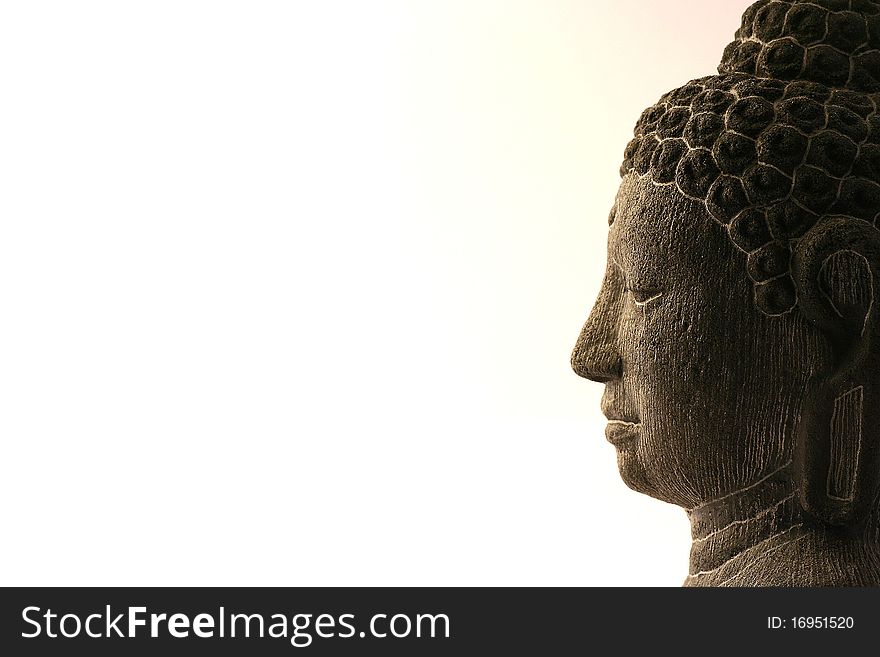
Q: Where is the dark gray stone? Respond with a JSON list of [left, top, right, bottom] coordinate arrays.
[[572, 0, 880, 587]]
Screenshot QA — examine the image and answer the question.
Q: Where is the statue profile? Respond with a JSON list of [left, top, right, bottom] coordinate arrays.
[[572, 0, 880, 586]]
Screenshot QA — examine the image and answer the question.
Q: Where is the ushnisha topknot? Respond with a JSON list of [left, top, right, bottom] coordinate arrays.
[[619, 0, 880, 316], [721, 0, 880, 89]]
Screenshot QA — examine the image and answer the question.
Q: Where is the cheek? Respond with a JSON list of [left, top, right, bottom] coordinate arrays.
[[619, 294, 713, 407], [620, 283, 811, 502], [618, 291, 742, 500], [615, 298, 709, 504]]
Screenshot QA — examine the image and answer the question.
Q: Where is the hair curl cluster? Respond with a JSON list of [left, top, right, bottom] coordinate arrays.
[[620, 0, 880, 315]]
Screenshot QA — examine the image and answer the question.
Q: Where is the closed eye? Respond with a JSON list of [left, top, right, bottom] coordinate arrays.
[[610, 257, 663, 307], [630, 288, 663, 306]]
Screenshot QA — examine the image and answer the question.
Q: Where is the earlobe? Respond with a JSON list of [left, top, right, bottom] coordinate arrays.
[[791, 217, 880, 527]]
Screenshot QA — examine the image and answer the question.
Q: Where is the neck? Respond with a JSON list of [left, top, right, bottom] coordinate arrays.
[[684, 461, 804, 584]]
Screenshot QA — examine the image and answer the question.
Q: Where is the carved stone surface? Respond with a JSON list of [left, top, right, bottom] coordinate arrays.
[[572, 0, 880, 586]]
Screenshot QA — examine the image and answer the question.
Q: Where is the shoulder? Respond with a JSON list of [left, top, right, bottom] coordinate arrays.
[[686, 527, 880, 587]]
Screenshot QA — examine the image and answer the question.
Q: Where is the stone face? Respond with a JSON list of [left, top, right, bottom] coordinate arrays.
[[572, 0, 880, 587]]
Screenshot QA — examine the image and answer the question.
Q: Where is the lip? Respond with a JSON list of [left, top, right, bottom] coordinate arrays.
[[605, 419, 641, 446]]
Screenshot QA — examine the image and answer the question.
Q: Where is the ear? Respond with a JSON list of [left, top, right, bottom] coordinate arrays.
[[791, 216, 880, 527]]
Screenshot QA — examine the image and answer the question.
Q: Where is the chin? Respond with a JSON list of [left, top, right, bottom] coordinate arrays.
[[615, 444, 661, 500], [615, 440, 691, 506]]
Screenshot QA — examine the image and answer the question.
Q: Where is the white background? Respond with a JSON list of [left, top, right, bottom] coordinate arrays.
[[2, 1, 747, 586]]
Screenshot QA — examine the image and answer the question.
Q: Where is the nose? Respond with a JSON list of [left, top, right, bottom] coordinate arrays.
[[571, 263, 624, 383]]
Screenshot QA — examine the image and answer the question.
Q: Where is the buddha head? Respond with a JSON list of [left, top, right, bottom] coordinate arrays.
[[571, 0, 880, 536]]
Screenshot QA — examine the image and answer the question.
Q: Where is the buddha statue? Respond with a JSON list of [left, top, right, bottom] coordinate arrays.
[[571, 0, 880, 586]]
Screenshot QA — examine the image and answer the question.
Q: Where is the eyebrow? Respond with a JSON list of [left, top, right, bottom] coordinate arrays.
[[609, 233, 668, 290]]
